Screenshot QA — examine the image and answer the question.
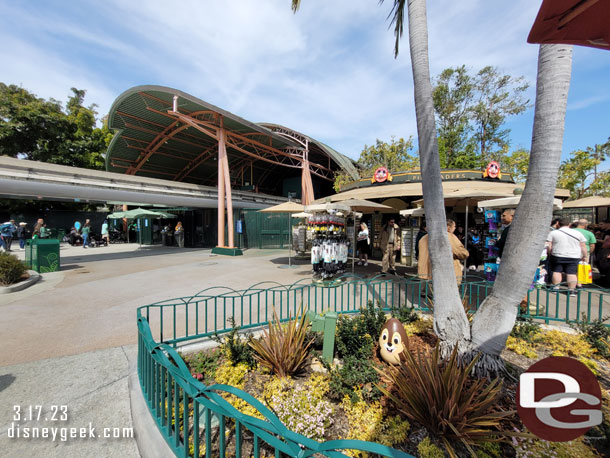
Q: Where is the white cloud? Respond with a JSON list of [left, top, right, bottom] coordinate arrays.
[[1, 0, 609, 161]]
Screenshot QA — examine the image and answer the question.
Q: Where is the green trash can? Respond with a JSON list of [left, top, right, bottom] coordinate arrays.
[[27, 239, 60, 273]]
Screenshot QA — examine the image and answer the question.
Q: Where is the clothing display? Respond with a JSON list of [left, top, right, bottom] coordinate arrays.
[[308, 212, 348, 280]]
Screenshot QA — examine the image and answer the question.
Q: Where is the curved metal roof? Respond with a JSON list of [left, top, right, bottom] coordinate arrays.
[[105, 86, 357, 196]]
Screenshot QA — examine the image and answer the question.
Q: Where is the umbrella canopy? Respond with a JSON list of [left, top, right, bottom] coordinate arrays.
[[528, 0, 610, 51], [305, 202, 351, 213], [260, 201, 305, 213], [562, 196, 610, 208], [413, 189, 514, 207], [400, 208, 426, 217], [338, 198, 395, 213], [291, 212, 313, 218], [477, 196, 563, 211]]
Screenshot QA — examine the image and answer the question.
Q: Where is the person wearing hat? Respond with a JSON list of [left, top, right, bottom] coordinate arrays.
[[0, 220, 17, 252], [16, 222, 28, 250]]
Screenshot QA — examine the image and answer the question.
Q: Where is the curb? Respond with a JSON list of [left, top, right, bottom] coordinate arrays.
[[127, 351, 174, 458], [0, 270, 41, 294]]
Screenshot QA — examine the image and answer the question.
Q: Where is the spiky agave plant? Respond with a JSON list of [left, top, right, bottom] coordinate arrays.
[[249, 305, 314, 377], [377, 344, 514, 457]]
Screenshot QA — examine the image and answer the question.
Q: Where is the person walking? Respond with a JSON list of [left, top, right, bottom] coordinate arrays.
[[174, 221, 185, 248], [0, 220, 17, 251], [418, 219, 469, 285], [547, 217, 587, 297], [380, 217, 401, 275], [101, 220, 109, 245], [356, 222, 371, 266], [16, 222, 28, 250], [81, 219, 91, 248]]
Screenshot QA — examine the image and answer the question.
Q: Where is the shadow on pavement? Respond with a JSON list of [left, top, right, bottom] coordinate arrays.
[[0, 374, 16, 392], [59, 246, 207, 265]]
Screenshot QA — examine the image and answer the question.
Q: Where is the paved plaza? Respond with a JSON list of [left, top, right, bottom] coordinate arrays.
[[1, 243, 609, 457], [0, 243, 391, 457]]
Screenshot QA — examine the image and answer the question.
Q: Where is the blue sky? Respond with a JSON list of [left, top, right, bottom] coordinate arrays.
[[1, 0, 609, 164]]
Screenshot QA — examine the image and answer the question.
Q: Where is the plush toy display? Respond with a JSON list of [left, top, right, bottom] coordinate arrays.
[[378, 318, 409, 365]]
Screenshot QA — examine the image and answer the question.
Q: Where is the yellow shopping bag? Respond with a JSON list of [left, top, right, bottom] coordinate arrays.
[[578, 262, 592, 284]]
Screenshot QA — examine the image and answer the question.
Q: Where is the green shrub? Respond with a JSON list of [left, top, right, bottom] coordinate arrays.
[[335, 301, 385, 360], [417, 437, 444, 458], [571, 313, 610, 359], [183, 348, 222, 384], [510, 318, 541, 343], [391, 304, 419, 324], [0, 252, 26, 286], [326, 355, 382, 403], [212, 317, 255, 368]]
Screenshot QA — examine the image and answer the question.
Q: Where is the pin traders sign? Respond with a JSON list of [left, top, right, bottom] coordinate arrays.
[[483, 161, 502, 179], [372, 167, 392, 183]]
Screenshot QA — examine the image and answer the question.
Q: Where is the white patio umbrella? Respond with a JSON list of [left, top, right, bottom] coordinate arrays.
[[261, 201, 305, 268], [338, 199, 394, 272], [477, 195, 563, 211]]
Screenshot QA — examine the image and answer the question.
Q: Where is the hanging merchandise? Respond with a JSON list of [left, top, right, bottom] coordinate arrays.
[[308, 210, 349, 280]]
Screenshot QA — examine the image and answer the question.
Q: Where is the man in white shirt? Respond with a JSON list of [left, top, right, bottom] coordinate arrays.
[[547, 218, 587, 296]]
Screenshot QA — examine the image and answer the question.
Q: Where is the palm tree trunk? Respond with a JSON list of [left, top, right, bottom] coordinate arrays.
[[470, 44, 573, 372], [407, 0, 470, 351]]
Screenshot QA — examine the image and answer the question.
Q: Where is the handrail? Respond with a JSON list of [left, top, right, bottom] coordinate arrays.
[[137, 277, 610, 457]]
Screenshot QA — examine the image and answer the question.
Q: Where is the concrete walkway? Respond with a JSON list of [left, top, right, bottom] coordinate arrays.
[[0, 243, 389, 457]]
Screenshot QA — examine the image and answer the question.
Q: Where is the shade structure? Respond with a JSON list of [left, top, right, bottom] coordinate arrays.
[[338, 198, 395, 213], [562, 196, 610, 208], [528, 0, 610, 51], [291, 212, 312, 218], [305, 202, 351, 213], [477, 196, 563, 211], [412, 189, 514, 207], [260, 201, 305, 213], [107, 208, 176, 219], [400, 208, 426, 217], [314, 181, 571, 202]]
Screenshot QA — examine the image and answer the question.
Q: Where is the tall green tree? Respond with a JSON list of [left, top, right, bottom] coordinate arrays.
[[432, 66, 474, 167], [432, 66, 530, 168], [471, 66, 530, 163], [0, 84, 110, 169], [333, 136, 417, 191]]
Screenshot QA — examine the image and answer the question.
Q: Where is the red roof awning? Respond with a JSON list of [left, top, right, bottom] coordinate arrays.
[[528, 0, 610, 51]]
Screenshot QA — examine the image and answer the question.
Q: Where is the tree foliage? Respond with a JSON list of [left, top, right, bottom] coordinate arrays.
[[558, 142, 610, 199], [502, 148, 530, 183], [431, 66, 530, 169], [0, 84, 112, 169], [333, 136, 417, 191]]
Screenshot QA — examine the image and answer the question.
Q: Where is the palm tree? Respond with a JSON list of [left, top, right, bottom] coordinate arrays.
[[388, 0, 471, 352], [292, 2, 574, 372], [470, 44, 573, 372]]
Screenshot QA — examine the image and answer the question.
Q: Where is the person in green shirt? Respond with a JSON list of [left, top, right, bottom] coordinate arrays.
[[574, 219, 596, 260], [81, 219, 91, 248], [574, 219, 596, 288]]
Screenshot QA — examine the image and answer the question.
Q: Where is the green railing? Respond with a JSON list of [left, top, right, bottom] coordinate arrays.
[[137, 275, 610, 457]]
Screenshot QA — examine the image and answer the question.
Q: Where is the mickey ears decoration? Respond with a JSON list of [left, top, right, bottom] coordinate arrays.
[[379, 318, 409, 365]]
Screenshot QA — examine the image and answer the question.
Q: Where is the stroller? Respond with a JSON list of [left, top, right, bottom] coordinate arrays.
[[88, 231, 108, 248]]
